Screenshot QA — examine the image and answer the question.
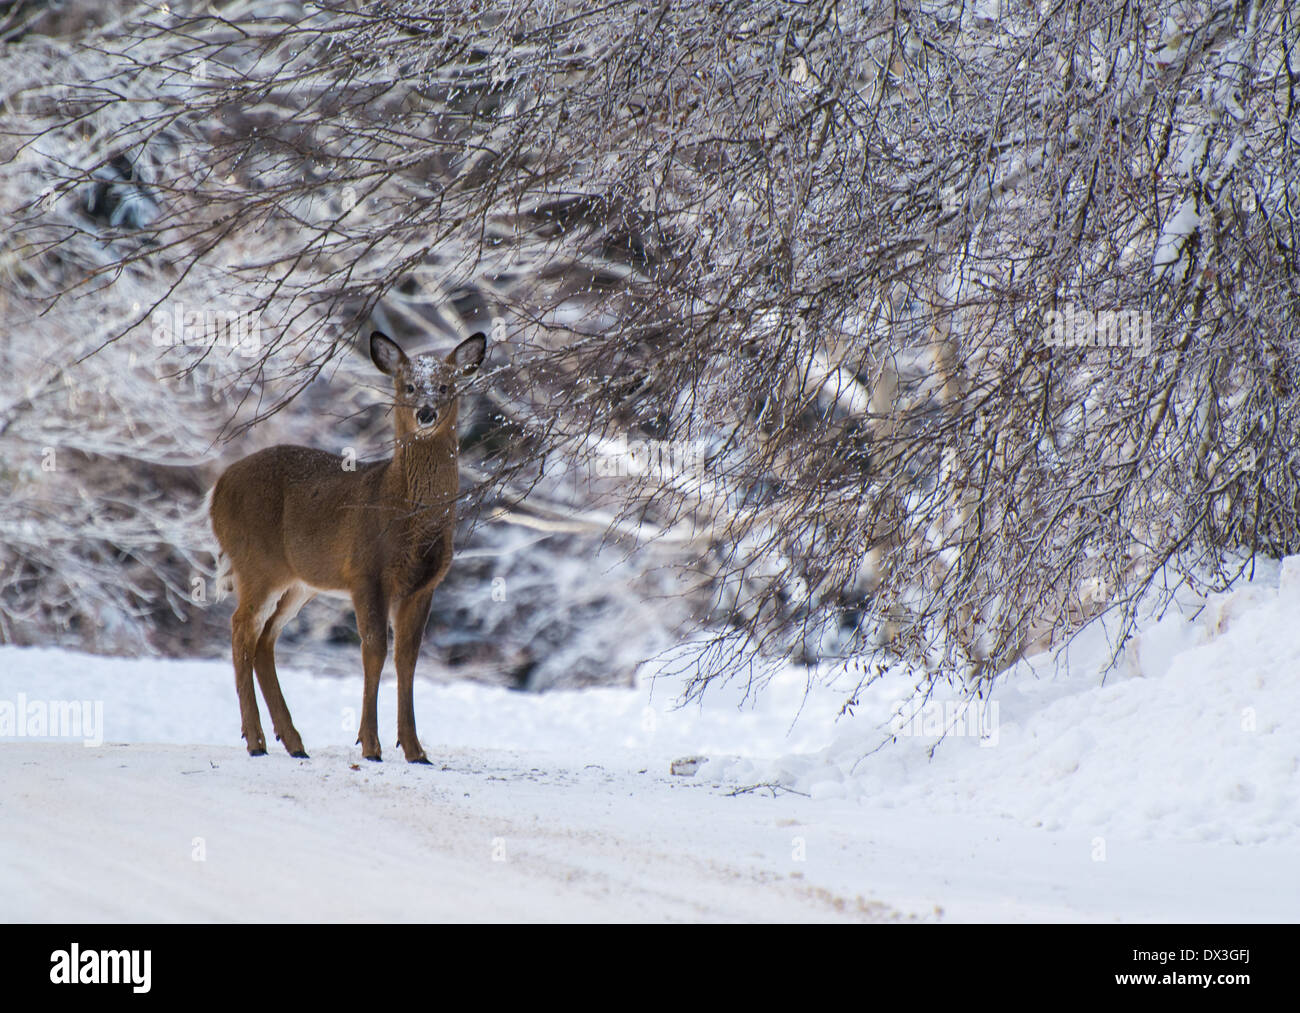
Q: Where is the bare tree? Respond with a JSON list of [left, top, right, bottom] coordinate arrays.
[[2, 0, 1297, 715]]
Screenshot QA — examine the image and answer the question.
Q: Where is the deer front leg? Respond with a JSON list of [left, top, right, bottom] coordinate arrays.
[[353, 589, 389, 762], [393, 588, 436, 764]]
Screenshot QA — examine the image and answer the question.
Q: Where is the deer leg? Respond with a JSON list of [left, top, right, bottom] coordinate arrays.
[[353, 588, 389, 762], [231, 579, 277, 756], [393, 588, 435, 764], [253, 584, 314, 758]]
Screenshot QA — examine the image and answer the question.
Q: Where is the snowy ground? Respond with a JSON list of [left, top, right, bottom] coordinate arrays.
[[3, 557, 1299, 921]]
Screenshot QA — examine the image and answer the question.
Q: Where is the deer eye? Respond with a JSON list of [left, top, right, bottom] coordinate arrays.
[[404, 384, 415, 395], [439, 384, 448, 395]]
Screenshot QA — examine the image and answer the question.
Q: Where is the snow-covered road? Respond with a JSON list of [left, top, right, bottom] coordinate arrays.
[[3, 742, 904, 922], [2, 739, 1294, 922], [3, 555, 1300, 921]]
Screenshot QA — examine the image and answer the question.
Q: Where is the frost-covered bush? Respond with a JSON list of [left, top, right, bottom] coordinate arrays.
[[2, 0, 1297, 706]]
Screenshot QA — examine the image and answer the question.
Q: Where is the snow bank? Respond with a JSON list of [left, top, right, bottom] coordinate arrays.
[[705, 557, 1300, 846]]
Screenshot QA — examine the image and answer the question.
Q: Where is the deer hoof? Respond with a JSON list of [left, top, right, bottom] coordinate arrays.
[[248, 747, 267, 757], [407, 754, 431, 765], [289, 750, 309, 759]]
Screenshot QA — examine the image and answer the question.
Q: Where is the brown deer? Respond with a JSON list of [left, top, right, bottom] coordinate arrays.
[[208, 330, 487, 763]]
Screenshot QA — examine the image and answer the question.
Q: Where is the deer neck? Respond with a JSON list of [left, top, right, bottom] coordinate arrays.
[[390, 413, 459, 526]]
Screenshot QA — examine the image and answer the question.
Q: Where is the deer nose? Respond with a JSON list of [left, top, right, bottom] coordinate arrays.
[[416, 406, 437, 426]]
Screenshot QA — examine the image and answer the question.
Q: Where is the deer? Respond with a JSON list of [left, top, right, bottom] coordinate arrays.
[[207, 329, 487, 763]]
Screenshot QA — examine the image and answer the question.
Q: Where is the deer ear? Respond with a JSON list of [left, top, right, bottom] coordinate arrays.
[[370, 331, 406, 375], [449, 332, 487, 375]]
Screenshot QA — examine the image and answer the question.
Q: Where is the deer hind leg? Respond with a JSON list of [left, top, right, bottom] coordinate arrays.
[[254, 584, 315, 758], [231, 578, 281, 756], [352, 587, 389, 762], [393, 588, 435, 764]]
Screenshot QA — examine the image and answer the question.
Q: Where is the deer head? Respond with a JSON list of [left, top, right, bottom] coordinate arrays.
[[369, 330, 487, 439]]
